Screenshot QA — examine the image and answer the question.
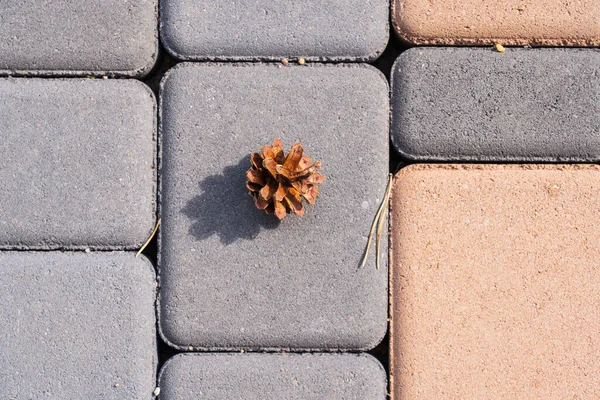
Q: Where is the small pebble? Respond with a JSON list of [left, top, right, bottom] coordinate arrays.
[[153, 387, 161, 396], [281, 58, 288, 65], [298, 58, 306, 65], [494, 43, 505, 53]]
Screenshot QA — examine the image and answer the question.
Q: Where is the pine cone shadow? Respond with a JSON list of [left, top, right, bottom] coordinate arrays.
[[182, 155, 281, 245]]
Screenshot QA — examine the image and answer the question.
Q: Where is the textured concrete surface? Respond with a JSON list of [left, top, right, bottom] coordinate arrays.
[[159, 63, 389, 350], [391, 48, 600, 162], [0, 78, 157, 250], [160, 0, 389, 61], [392, 0, 600, 46], [390, 164, 600, 399], [0, 252, 157, 399], [158, 353, 387, 400], [0, 0, 158, 76]]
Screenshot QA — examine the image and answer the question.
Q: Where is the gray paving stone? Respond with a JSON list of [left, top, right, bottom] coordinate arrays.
[[391, 47, 600, 162], [0, 252, 157, 400], [0, 0, 157, 76], [158, 353, 387, 400], [160, 0, 389, 61], [0, 78, 157, 250], [159, 63, 389, 351]]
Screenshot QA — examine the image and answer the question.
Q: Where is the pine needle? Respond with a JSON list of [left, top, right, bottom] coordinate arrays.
[[136, 218, 161, 258], [361, 173, 393, 268], [375, 174, 393, 269]]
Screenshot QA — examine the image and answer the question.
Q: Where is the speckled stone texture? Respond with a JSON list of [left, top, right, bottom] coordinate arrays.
[[0, 252, 157, 399], [390, 164, 600, 399], [391, 48, 600, 162], [392, 0, 600, 46], [0, 0, 157, 76], [158, 353, 387, 400], [160, 0, 389, 61], [159, 63, 389, 351], [0, 78, 157, 250]]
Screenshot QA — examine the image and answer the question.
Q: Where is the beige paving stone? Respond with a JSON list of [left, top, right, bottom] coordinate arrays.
[[390, 164, 600, 399], [392, 0, 600, 46]]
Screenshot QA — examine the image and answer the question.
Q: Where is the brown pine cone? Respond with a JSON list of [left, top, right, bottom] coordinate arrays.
[[246, 138, 325, 220]]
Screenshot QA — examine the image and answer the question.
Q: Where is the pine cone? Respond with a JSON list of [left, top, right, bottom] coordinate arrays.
[[246, 138, 325, 220]]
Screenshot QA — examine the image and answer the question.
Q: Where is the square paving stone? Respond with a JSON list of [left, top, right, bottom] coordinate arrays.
[[0, 0, 157, 76], [0, 252, 157, 399], [160, 0, 389, 61], [159, 63, 389, 351], [0, 78, 157, 250], [391, 47, 600, 162], [158, 353, 386, 400], [392, 0, 600, 46], [390, 164, 600, 399]]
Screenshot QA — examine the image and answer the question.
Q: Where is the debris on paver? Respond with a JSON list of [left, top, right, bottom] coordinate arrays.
[[0, 0, 158, 76], [0, 78, 157, 250], [390, 48, 600, 162], [246, 139, 325, 220], [158, 353, 387, 399], [298, 58, 306, 65], [160, 0, 388, 61], [159, 63, 388, 350], [390, 164, 600, 399], [392, 0, 600, 46], [0, 252, 157, 399], [494, 43, 505, 52]]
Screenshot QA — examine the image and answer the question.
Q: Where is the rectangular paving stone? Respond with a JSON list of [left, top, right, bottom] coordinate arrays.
[[0, 252, 157, 399], [391, 48, 600, 162], [390, 164, 600, 399], [158, 353, 386, 400], [392, 0, 600, 46], [0, 78, 157, 250], [160, 0, 389, 61], [0, 0, 158, 76], [159, 63, 389, 351]]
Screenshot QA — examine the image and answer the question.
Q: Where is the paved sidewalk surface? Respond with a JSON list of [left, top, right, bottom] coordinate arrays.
[[392, 0, 600, 46], [0, 252, 157, 400], [0, 0, 158, 76], [160, 0, 389, 61], [159, 353, 387, 399], [391, 48, 600, 162], [0, 78, 157, 250], [159, 63, 389, 351], [390, 164, 600, 399]]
